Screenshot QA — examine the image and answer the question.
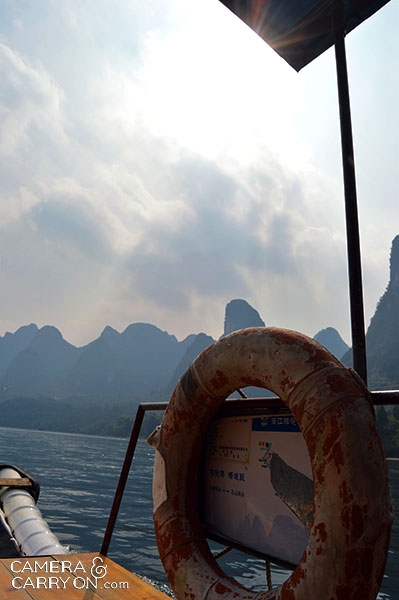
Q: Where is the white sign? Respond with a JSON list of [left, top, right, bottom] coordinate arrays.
[[203, 413, 313, 566]]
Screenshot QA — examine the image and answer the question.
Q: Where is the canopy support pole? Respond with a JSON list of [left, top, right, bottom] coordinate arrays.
[[333, 5, 367, 384]]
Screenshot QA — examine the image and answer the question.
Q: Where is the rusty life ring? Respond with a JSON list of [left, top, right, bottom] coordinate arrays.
[[149, 327, 392, 600]]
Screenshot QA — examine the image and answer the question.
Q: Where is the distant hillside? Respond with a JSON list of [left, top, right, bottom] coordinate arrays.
[[2, 326, 80, 398], [341, 236, 399, 389], [0, 323, 206, 401], [365, 235, 399, 389], [166, 333, 215, 394], [0, 323, 38, 380], [0, 292, 376, 437], [2, 270, 397, 450], [64, 322, 189, 398], [0, 297, 352, 404], [313, 327, 349, 360]]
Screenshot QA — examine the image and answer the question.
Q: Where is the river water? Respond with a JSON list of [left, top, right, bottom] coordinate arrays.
[[0, 427, 397, 598]]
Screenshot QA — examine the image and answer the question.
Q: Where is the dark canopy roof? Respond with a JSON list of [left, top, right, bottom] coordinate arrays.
[[219, 0, 390, 70]]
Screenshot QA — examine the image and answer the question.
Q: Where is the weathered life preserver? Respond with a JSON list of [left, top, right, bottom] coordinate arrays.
[[149, 327, 392, 600]]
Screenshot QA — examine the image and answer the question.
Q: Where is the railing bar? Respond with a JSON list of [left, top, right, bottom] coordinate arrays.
[[100, 402, 167, 555], [371, 391, 399, 405], [101, 390, 399, 555]]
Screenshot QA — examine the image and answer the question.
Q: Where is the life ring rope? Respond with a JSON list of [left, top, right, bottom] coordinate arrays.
[[150, 327, 393, 600]]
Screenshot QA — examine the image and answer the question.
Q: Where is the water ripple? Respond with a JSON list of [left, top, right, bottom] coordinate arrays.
[[0, 427, 397, 598]]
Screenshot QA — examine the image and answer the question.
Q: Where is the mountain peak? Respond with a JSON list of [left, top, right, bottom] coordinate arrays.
[[223, 299, 265, 337], [37, 325, 63, 340], [313, 327, 349, 360], [31, 325, 76, 353], [122, 322, 157, 335], [100, 325, 119, 338], [2, 323, 38, 341], [390, 235, 399, 285]]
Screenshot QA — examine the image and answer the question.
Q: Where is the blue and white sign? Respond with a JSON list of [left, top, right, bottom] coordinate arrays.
[[203, 413, 313, 566]]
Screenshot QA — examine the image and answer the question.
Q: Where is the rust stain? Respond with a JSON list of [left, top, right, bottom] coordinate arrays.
[[209, 369, 229, 391], [287, 564, 305, 589], [339, 480, 354, 504], [332, 441, 345, 472], [313, 459, 326, 487], [321, 418, 340, 458], [314, 522, 327, 543], [214, 581, 230, 594], [341, 503, 364, 540]]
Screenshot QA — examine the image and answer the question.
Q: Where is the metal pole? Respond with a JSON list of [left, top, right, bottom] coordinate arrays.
[[100, 402, 167, 556], [333, 4, 368, 384]]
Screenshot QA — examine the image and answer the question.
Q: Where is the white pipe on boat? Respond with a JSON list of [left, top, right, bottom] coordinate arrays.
[[0, 467, 69, 556]]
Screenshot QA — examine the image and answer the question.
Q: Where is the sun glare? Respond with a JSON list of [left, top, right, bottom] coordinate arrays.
[[135, 2, 301, 164]]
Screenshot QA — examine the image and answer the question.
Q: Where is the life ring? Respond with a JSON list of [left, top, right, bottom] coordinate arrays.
[[150, 327, 392, 600]]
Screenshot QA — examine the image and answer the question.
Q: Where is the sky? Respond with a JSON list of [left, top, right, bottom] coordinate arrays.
[[0, 0, 397, 348]]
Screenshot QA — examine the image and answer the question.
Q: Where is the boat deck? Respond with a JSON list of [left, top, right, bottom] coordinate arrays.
[[0, 552, 170, 599]]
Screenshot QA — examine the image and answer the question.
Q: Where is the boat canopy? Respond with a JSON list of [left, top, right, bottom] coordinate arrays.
[[219, 0, 391, 71]]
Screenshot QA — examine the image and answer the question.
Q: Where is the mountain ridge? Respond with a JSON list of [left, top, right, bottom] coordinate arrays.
[[2, 230, 398, 445], [0, 301, 349, 403], [2, 230, 399, 405]]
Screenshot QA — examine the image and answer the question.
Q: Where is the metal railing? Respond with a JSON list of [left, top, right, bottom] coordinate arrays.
[[100, 390, 399, 557]]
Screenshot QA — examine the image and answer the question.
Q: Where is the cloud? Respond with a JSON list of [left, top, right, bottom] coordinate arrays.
[[31, 193, 114, 263], [0, 0, 397, 347], [0, 42, 65, 158], [118, 149, 341, 320]]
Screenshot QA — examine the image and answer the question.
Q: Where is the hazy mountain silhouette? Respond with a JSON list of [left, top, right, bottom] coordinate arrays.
[[67, 322, 195, 398], [1, 326, 80, 397], [314, 327, 349, 360], [4, 228, 399, 440], [364, 235, 399, 389], [223, 299, 265, 336], [4, 236, 399, 408], [0, 323, 38, 380], [341, 236, 399, 390], [0, 297, 360, 404], [2, 229, 398, 436], [0, 323, 205, 401], [166, 332, 215, 393]]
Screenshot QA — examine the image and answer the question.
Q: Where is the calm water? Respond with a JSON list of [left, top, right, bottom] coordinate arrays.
[[0, 426, 397, 598]]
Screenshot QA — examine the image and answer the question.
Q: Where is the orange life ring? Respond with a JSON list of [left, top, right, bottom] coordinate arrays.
[[150, 327, 392, 600]]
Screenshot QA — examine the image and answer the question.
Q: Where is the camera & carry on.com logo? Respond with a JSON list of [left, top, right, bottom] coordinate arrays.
[[10, 555, 129, 591]]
